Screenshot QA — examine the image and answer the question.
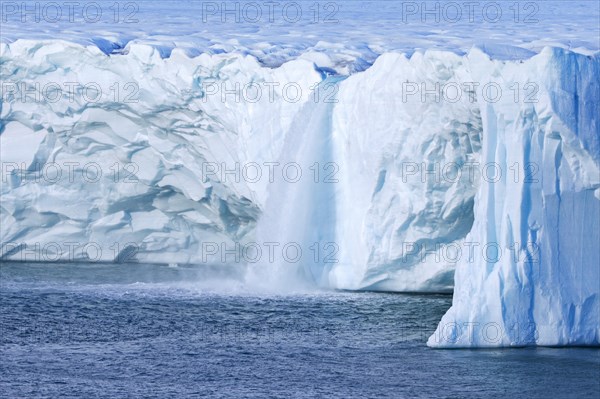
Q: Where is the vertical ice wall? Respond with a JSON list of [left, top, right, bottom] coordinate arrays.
[[327, 51, 482, 292], [428, 48, 600, 347]]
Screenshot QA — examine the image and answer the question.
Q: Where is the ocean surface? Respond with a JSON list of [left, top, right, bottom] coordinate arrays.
[[1, 262, 599, 398]]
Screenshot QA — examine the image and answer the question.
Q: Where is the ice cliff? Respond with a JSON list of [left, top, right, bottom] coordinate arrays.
[[1, 41, 598, 346], [427, 48, 599, 347], [0, 40, 322, 264]]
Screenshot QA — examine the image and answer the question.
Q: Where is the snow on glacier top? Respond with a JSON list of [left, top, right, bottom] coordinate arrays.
[[1, 0, 599, 73]]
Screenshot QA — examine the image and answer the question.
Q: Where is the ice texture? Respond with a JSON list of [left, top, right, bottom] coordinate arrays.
[[327, 51, 481, 292], [0, 40, 323, 264], [1, 39, 599, 346], [428, 48, 600, 347]]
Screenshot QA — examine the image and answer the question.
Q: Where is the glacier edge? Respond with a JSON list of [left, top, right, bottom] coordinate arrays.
[[1, 41, 599, 346]]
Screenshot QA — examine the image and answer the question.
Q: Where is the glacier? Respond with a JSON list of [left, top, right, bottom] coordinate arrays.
[[1, 37, 599, 346]]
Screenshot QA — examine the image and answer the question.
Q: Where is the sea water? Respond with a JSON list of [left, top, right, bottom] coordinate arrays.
[[1, 262, 598, 398]]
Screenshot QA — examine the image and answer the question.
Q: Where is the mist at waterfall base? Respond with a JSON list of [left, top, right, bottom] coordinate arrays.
[[1, 262, 599, 398]]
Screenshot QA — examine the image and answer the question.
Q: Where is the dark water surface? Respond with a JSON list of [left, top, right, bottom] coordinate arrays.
[[1, 263, 598, 398]]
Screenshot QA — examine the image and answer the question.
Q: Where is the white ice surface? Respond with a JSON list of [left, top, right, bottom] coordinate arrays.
[[0, 40, 323, 264]]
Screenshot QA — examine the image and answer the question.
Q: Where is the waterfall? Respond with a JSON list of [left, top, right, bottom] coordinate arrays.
[[246, 76, 344, 291]]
